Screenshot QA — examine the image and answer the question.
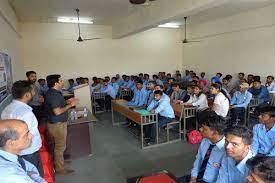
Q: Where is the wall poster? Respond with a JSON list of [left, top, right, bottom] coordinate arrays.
[[0, 53, 12, 104]]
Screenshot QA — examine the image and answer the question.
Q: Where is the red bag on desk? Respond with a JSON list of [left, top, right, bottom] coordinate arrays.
[[187, 130, 202, 144]]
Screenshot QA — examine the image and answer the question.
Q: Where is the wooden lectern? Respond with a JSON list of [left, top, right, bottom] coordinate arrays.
[[73, 84, 92, 112]]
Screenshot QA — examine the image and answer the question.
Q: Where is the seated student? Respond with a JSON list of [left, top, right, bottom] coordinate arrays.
[[215, 126, 254, 183], [249, 77, 269, 104], [67, 79, 76, 93], [210, 83, 230, 118], [182, 85, 194, 103], [115, 74, 124, 87], [265, 75, 275, 94], [122, 76, 135, 90], [184, 85, 208, 111], [164, 77, 175, 96], [127, 80, 148, 107], [251, 106, 275, 156], [175, 73, 183, 83], [146, 81, 156, 107], [170, 83, 187, 104], [90, 77, 101, 93], [153, 75, 163, 86], [76, 77, 82, 85], [183, 70, 192, 82], [104, 76, 111, 83], [143, 74, 150, 87], [180, 112, 226, 183], [154, 84, 170, 101], [247, 74, 254, 86], [235, 72, 246, 88], [0, 119, 46, 183], [110, 77, 119, 97], [98, 79, 116, 110], [211, 73, 222, 84], [145, 90, 175, 143], [37, 78, 49, 96], [246, 156, 275, 183], [230, 82, 253, 126], [199, 72, 208, 85], [222, 77, 234, 96]]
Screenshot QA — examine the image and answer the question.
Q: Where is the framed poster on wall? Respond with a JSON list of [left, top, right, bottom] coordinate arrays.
[[0, 53, 12, 104]]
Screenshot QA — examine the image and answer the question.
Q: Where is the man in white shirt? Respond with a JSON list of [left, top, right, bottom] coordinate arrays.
[[1, 80, 43, 177]]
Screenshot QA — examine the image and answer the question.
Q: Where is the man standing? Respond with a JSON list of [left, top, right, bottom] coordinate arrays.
[[26, 71, 44, 122], [45, 74, 78, 174], [1, 80, 43, 176], [215, 126, 254, 183]]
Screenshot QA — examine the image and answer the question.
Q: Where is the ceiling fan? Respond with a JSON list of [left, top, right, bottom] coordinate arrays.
[[75, 8, 101, 42], [182, 17, 200, 44], [129, 0, 156, 5]]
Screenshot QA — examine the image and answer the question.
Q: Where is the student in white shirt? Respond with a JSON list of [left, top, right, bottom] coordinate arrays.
[[184, 85, 208, 111], [210, 83, 229, 118], [266, 75, 275, 94]]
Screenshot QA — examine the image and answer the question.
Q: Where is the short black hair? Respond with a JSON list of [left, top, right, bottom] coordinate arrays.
[[0, 127, 20, 147], [222, 77, 229, 81], [38, 78, 45, 83], [267, 75, 274, 80], [258, 106, 275, 117], [153, 75, 159, 79], [253, 75, 261, 82], [144, 74, 149, 78], [225, 126, 253, 145], [176, 73, 182, 77], [26, 71, 36, 77], [154, 90, 163, 96], [68, 79, 74, 83], [155, 84, 164, 89], [238, 72, 245, 77], [136, 80, 143, 85], [216, 73, 222, 77], [225, 74, 232, 79], [171, 82, 180, 88], [46, 74, 61, 88], [111, 77, 117, 81], [12, 80, 33, 99], [199, 112, 227, 135], [246, 156, 275, 182]]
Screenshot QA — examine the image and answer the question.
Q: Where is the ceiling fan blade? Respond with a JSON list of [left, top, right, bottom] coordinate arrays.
[[83, 38, 102, 41], [76, 8, 82, 39]]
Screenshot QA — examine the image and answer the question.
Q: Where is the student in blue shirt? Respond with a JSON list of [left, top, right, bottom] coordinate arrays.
[[67, 79, 77, 93], [99, 79, 116, 110], [153, 75, 163, 86], [248, 78, 269, 104], [230, 82, 253, 126], [127, 80, 148, 107], [37, 78, 49, 96], [179, 112, 226, 183], [251, 106, 275, 156], [0, 119, 46, 183], [143, 74, 150, 87], [215, 126, 254, 183], [145, 90, 175, 143], [111, 77, 119, 97], [146, 81, 156, 107], [211, 73, 222, 84], [154, 84, 170, 102], [164, 77, 175, 96]]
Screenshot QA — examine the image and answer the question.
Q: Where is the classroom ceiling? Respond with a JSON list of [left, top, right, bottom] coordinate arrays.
[[10, 0, 275, 25], [9, 0, 139, 25]]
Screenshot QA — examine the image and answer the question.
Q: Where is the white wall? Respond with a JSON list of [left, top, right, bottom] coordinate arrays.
[[182, 4, 275, 80], [19, 22, 182, 80]]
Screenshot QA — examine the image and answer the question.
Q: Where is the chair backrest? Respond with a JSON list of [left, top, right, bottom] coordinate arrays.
[[92, 92, 106, 101], [249, 98, 260, 108]]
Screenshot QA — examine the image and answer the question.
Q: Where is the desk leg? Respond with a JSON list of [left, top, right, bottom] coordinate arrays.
[[183, 117, 186, 141], [111, 106, 115, 126]]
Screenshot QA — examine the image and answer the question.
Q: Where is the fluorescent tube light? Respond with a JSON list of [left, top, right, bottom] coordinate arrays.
[[57, 17, 93, 24], [158, 22, 181, 28]]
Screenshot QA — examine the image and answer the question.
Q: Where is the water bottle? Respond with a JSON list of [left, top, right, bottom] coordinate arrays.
[[70, 109, 77, 121], [83, 107, 88, 118]]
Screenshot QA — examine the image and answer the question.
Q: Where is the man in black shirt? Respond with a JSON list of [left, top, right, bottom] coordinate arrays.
[[45, 74, 78, 174]]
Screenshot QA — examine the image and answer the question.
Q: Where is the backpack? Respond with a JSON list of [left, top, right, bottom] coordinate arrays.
[[187, 130, 203, 144]]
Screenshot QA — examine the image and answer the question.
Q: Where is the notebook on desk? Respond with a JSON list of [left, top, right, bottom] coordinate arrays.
[[134, 109, 150, 116]]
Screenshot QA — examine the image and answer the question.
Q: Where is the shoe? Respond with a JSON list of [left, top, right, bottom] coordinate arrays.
[[56, 168, 75, 175]]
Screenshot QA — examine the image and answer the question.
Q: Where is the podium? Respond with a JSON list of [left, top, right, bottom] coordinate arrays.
[[73, 84, 92, 112]]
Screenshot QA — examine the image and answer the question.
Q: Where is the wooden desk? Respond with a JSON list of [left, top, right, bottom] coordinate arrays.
[[171, 103, 197, 141], [64, 108, 97, 159], [111, 99, 159, 149]]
